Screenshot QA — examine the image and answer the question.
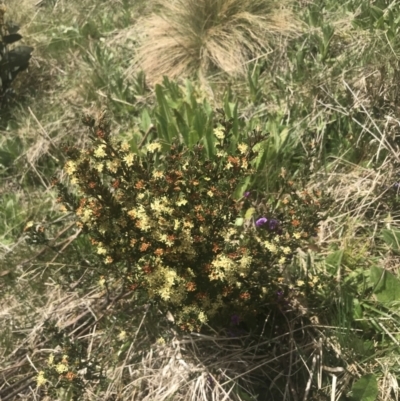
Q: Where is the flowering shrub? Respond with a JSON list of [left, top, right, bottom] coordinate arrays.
[[35, 321, 106, 398], [53, 113, 329, 332]]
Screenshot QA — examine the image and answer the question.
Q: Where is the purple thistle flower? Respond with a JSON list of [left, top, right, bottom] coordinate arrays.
[[268, 219, 279, 230], [243, 191, 251, 198], [255, 217, 268, 227], [231, 314, 241, 326]]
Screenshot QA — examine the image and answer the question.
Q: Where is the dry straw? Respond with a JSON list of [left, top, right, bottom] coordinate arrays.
[[135, 0, 303, 85]]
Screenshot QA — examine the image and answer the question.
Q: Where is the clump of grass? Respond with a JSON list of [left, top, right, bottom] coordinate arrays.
[[135, 0, 302, 84]]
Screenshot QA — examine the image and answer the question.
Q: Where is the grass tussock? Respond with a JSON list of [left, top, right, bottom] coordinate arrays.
[[135, 0, 302, 84]]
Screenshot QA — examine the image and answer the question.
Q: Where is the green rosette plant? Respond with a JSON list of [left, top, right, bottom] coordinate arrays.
[[53, 113, 329, 332]]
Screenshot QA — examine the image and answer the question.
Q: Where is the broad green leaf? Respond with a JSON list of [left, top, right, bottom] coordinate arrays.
[[188, 130, 199, 149], [232, 101, 239, 139], [173, 109, 190, 146], [352, 298, 363, 319], [185, 79, 194, 105], [140, 108, 152, 132], [233, 176, 252, 200], [235, 218, 244, 227], [155, 84, 175, 142], [167, 122, 179, 144], [381, 228, 400, 252], [252, 139, 269, 171], [223, 87, 234, 118], [155, 113, 169, 144], [370, 265, 400, 303], [324, 250, 344, 274], [203, 98, 212, 116], [244, 207, 256, 220], [350, 374, 378, 401]]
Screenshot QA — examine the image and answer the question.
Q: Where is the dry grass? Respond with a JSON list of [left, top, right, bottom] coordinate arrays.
[[133, 0, 302, 85]]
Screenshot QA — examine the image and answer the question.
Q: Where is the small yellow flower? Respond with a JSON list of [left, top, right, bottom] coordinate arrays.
[[64, 161, 77, 175], [156, 337, 166, 345], [123, 153, 135, 166], [263, 241, 278, 254], [95, 163, 104, 173], [121, 142, 131, 152], [55, 363, 68, 374], [152, 170, 163, 179], [176, 198, 188, 206], [281, 246, 292, 255], [99, 276, 106, 287], [237, 143, 248, 154], [97, 246, 107, 255], [173, 219, 181, 230], [198, 311, 207, 323], [24, 221, 34, 231], [48, 353, 54, 366], [127, 209, 136, 219], [207, 190, 214, 197], [118, 330, 127, 341], [293, 232, 302, 239], [297, 280, 305, 287], [278, 257, 286, 265], [146, 142, 162, 153], [105, 256, 113, 264], [214, 126, 225, 139], [36, 371, 47, 387], [94, 144, 107, 158]]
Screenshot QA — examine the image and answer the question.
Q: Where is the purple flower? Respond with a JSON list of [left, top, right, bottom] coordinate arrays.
[[255, 217, 268, 227], [243, 191, 251, 198], [231, 314, 241, 326], [268, 219, 279, 230]]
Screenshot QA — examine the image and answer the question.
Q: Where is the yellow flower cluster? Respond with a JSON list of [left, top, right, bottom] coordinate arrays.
[[64, 160, 77, 175], [150, 197, 174, 216], [237, 143, 248, 154], [213, 125, 225, 140], [210, 254, 243, 284], [36, 371, 46, 387], [146, 142, 162, 153], [94, 144, 107, 158]]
